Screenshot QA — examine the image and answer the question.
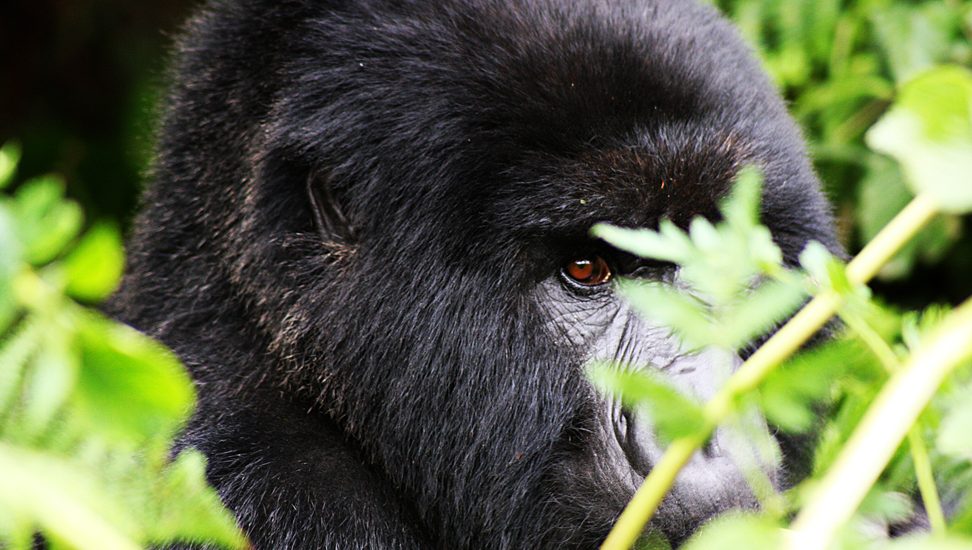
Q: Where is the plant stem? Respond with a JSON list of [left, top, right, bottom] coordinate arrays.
[[789, 296, 972, 549], [908, 427, 947, 535], [600, 195, 939, 550], [840, 310, 946, 535]]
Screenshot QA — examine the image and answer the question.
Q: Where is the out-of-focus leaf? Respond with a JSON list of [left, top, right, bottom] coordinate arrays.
[[588, 363, 706, 444], [22, 332, 79, 434], [872, 5, 960, 84], [681, 514, 782, 550], [866, 66, 972, 213], [720, 279, 806, 349], [857, 157, 960, 280], [883, 536, 972, 550], [759, 340, 870, 433], [147, 450, 247, 549], [0, 443, 140, 550], [0, 205, 20, 333], [938, 390, 972, 460], [592, 223, 692, 264], [12, 176, 83, 265], [73, 313, 194, 444], [721, 167, 762, 231], [617, 280, 713, 348], [0, 320, 42, 419], [64, 223, 125, 302], [0, 142, 20, 190]]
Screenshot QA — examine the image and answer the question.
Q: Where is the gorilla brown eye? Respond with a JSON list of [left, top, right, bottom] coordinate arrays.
[[563, 256, 612, 286]]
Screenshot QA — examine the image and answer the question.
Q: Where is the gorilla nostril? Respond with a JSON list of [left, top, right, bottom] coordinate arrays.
[[702, 434, 722, 458]]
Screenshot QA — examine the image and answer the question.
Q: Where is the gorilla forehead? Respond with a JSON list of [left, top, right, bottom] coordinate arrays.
[[263, 0, 801, 233]]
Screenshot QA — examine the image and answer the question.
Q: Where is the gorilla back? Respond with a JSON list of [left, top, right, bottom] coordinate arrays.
[[110, 0, 838, 548]]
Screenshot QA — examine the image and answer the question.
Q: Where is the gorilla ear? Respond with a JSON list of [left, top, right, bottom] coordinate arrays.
[[306, 172, 356, 243]]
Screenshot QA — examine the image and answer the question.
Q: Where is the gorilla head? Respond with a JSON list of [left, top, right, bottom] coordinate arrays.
[[110, 0, 839, 547]]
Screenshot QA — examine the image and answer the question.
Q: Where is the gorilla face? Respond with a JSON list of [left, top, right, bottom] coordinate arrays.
[[111, 0, 840, 547]]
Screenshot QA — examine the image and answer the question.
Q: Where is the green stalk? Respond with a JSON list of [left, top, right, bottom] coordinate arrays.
[[789, 297, 972, 549], [600, 195, 939, 550], [841, 312, 947, 535]]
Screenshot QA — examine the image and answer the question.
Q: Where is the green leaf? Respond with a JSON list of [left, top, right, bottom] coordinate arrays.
[[759, 340, 870, 433], [938, 389, 972, 460], [588, 363, 707, 444], [0, 205, 20, 333], [721, 166, 762, 230], [720, 279, 806, 349], [591, 223, 692, 264], [12, 176, 83, 265], [0, 142, 21, 190], [64, 223, 125, 302], [681, 514, 782, 550], [0, 443, 141, 550], [617, 280, 713, 348], [882, 535, 972, 550], [73, 313, 195, 444], [147, 450, 246, 549], [866, 66, 972, 213], [22, 330, 79, 434]]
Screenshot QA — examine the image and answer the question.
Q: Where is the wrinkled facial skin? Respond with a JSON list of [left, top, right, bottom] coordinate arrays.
[[108, 0, 843, 548], [537, 266, 778, 545]]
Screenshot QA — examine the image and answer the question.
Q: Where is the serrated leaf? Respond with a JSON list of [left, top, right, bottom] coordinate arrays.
[[73, 313, 194, 444], [147, 450, 246, 549], [588, 363, 706, 444], [866, 66, 972, 213], [617, 280, 713, 348], [592, 224, 691, 264], [12, 176, 83, 265], [64, 223, 125, 302], [720, 279, 807, 349]]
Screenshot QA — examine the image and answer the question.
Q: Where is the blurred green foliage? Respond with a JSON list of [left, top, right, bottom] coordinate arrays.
[[0, 143, 244, 550], [595, 65, 972, 549], [712, 0, 972, 304]]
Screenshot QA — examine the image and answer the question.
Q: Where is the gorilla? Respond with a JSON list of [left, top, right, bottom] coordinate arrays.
[[109, 0, 839, 547]]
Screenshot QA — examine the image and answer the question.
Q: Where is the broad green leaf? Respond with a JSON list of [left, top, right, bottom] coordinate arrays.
[[856, 157, 959, 280], [0, 142, 20, 190], [148, 450, 247, 549], [0, 443, 140, 550], [74, 313, 194, 444], [866, 66, 972, 213], [64, 223, 125, 302], [588, 363, 706, 444], [681, 514, 782, 550]]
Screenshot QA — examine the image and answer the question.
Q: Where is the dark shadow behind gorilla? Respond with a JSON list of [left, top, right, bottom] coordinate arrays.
[[108, 0, 840, 548]]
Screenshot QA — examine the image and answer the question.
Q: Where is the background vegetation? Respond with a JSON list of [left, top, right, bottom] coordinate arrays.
[[0, 0, 970, 549]]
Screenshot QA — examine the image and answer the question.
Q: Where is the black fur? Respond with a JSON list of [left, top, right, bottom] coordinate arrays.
[[109, 0, 839, 548]]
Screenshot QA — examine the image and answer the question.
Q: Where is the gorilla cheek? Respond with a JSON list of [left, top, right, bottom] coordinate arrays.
[[559, 293, 780, 543]]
